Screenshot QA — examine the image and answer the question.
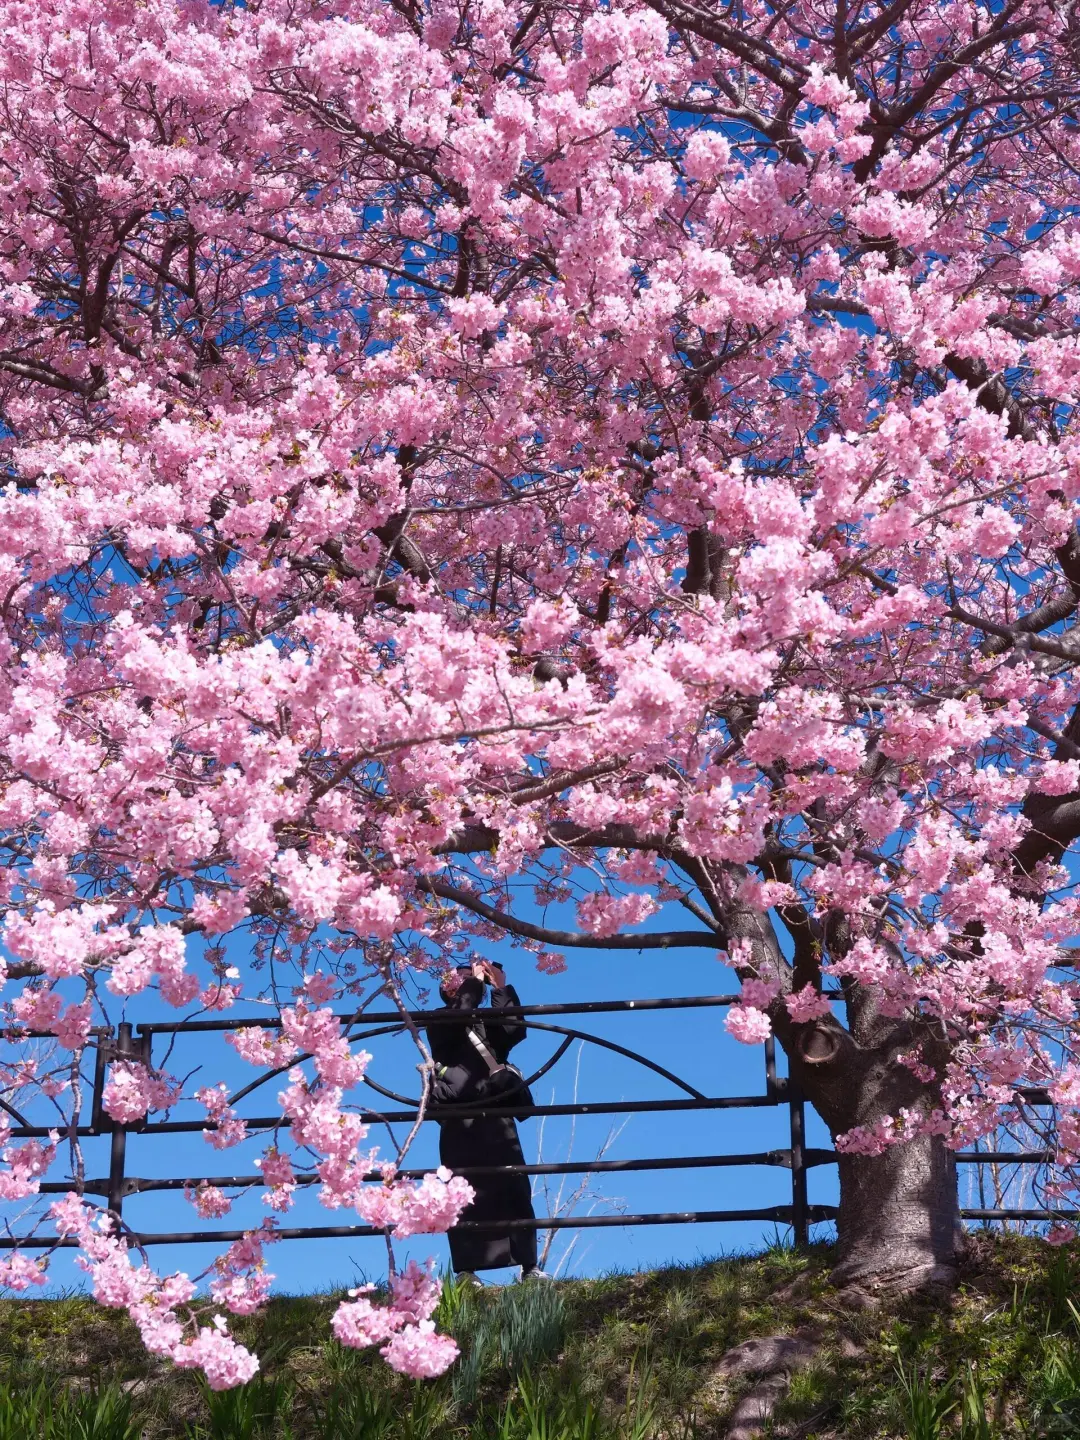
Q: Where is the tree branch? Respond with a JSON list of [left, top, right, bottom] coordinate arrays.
[[416, 876, 722, 949]]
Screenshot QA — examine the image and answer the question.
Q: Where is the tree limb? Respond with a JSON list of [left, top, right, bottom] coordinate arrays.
[[416, 876, 723, 949]]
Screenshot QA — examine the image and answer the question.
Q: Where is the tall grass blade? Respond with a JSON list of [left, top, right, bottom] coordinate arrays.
[[959, 1362, 993, 1440], [894, 1357, 958, 1440]]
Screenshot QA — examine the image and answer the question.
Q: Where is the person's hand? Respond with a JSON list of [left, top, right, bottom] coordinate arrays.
[[469, 960, 506, 987]]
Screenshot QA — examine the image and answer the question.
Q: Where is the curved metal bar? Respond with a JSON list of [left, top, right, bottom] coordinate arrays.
[[0, 1094, 31, 1128], [357, 1034, 576, 1107], [338, 1021, 703, 1109], [520, 1021, 707, 1100], [359, 1074, 429, 1106], [220, 1014, 705, 1111], [521, 1034, 574, 1088]]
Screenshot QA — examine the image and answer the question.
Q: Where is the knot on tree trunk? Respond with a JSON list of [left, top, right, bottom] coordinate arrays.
[[793, 1023, 842, 1066]]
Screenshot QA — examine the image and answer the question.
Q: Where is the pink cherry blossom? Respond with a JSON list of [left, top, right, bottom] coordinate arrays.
[[0, 1251, 47, 1291], [724, 1006, 773, 1046], [102, 1064, 153, 1125], [195, 1085, 249, 1150], [740, 978, 780, 1009], [0, 1134, 57, 1200], [333, 1291, 403, 1349], [1047, 1224, 1077, 1247], [172, 1319, 260, 1391], [784, 987, 834, 1024], [381, 1322, 460, 1378], [186, 1184, 233, 1220]]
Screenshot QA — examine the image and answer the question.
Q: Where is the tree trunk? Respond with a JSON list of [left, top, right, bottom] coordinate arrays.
[[830, 1132, 964, 1293], [737, 906, 968, 1296], [785, 1029, 966, 1295]]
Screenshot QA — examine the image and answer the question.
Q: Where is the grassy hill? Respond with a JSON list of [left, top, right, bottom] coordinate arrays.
[[1, 1235, 1079, 1438]]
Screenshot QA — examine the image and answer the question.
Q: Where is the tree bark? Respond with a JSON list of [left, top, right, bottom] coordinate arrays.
[[831, 1133, 964, 1294], [784, 1028, 966, 1295]]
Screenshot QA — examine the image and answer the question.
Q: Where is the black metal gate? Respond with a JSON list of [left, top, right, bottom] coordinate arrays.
[[0, 993, 1069, 1251]]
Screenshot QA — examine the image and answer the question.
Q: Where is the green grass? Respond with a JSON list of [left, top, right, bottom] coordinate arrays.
[[4, 1236, 1080, 1436]]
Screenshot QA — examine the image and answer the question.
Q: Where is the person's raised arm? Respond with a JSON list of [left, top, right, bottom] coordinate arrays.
[[476, 961, 527, 1056]]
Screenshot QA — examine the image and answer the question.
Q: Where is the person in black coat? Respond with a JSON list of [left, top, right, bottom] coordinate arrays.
[[426, 960, 546, 1283]]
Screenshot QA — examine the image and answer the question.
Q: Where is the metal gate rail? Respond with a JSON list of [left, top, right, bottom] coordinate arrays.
[[0, 995, 1064, 1250]]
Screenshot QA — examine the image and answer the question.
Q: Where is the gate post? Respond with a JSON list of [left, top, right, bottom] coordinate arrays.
[[107, 1021, 134, 1218], [763, 1033, 777, 1100], [787, 1070, 809, 1247], [89, 1026, 111, 1135]]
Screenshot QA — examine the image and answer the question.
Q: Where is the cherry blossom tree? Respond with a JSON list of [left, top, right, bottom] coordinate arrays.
[[3, 0, 1080, 1375]]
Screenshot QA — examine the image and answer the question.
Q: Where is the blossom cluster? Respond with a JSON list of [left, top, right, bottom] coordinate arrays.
[[332, 1260, 459, 1377]]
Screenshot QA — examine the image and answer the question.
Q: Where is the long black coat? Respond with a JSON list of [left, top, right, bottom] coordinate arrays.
[[426, 979, 537, 1273]]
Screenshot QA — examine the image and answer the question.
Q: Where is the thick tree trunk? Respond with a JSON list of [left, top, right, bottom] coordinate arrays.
[[784, 1027, 966, 1295], [831, 1133, 965, 1294], [729, 904, 967, 1296]]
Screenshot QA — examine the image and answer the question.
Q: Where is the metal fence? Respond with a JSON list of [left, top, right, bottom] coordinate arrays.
[[0, 994, 1068, 1251]]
